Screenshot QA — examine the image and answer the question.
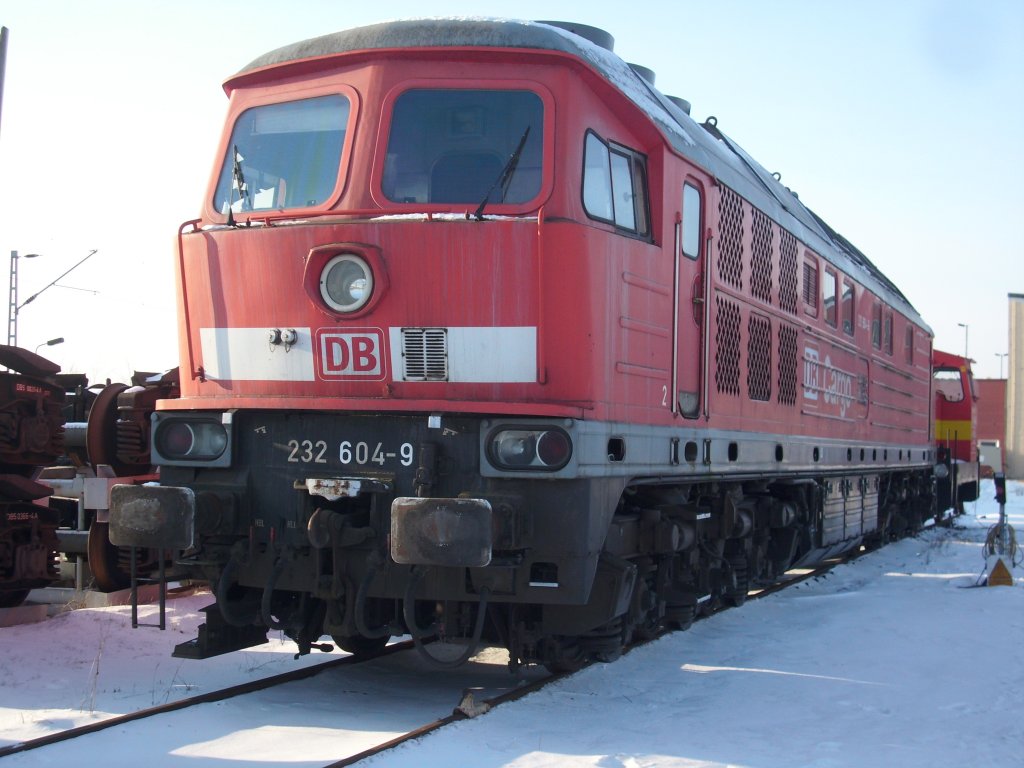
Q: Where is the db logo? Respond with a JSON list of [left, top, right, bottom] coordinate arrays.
[[315, 328, 386, 380]]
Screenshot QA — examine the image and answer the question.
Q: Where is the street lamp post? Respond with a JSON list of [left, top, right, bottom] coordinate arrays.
[[34, 336, 63, 354], [996, 352, 1008, 379], [957, 322, 969, 362]]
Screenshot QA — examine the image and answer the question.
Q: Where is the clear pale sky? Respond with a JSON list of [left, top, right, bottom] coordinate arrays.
[[1, 0, 1021, 382]]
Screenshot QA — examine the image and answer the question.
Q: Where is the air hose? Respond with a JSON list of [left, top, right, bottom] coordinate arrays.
[[403, 564, 491, 668]]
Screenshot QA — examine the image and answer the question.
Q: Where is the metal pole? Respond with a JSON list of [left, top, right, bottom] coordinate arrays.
[[7, 250, 16, 347], [0, 26, 9, 140]]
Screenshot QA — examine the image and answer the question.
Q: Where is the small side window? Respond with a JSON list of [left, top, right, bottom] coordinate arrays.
[[682, 183, 701, 259], [824, 269, 838, 328], [905, 325, 914, 364], [883, 311, 894, 355], [582, 130, 650, 237], [871, 301, 882, 349], [841, 279, 855, 335]]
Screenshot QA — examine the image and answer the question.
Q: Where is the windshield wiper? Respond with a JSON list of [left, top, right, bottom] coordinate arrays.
[[472, 126, 531, 221], [226, 144, 250, 227]]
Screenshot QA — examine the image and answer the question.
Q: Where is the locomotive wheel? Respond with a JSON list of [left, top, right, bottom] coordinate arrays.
[[331, 633, 390, 658], [0, 589, 30, 608], [665, 592, 697, 631], [628, 576, 662, 642], [541, 636, 586, 675], [723, 552, 750, 607], [87, 521, 132, 592], [580, 617, 626, 663]]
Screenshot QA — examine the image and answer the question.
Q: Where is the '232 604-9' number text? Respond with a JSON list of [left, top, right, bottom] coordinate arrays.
[[286, 439, 415, 467]]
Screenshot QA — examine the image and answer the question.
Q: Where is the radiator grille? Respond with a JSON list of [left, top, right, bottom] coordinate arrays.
[[717, 187, 744, 289], [778, 323, 799, 406], [750, 209, 774, 305], [747, 314, 772, 401], [715, 296, 741, 396], [779, 229, 799, 315], [401, 328, 448, 381]]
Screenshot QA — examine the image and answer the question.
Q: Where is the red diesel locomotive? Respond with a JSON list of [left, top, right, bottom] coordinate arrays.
[[111, 19, 942, 669]]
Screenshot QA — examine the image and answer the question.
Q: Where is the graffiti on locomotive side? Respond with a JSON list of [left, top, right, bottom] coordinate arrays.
[[803, 347, 864, 418]]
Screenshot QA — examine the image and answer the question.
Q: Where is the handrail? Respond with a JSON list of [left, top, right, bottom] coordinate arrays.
[[176, 219, 203, 381]]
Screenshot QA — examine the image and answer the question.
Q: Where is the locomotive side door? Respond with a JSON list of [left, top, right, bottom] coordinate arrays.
[[671, 180, 706, 419]]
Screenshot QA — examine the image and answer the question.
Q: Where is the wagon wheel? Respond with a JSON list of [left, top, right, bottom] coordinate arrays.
[[87, 520, 132, 592], [85, 382, 131, 475]]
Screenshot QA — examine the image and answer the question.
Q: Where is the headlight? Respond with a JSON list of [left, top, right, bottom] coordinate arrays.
[[154, 418, 229, 464], [488, 427, 572, 470], [320, 254, 373, 313]]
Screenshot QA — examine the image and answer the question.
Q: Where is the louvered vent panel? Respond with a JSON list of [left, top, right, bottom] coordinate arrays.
[[715, 296, 741, 397], [717, 187, 744, 289], [747, 314, 772, 401], [802, 261, 819, 310], [777, 323, 799, 406], [779, 229, 798, 314], [750, 209, 774, 304], [402, 328, 448, 381]]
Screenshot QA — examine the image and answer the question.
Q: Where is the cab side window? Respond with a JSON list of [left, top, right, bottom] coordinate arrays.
[[582, 131, 650, 238]]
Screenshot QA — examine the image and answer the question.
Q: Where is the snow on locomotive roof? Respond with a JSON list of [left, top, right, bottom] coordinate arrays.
[[235, 18, 925, 331]]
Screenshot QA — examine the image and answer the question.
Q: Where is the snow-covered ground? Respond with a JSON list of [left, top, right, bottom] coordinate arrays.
[[2, 478, 1022, 767]]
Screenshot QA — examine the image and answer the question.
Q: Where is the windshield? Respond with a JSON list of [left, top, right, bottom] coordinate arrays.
[[214, 94, 350, 214], [382, 89, 543, 205], [933, 368, 964, 402]]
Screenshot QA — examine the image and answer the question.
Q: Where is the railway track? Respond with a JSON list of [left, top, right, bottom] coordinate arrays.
[[327, 540, 903, 766], [0, 639, 415, 760], [0, 542, 888, 767]]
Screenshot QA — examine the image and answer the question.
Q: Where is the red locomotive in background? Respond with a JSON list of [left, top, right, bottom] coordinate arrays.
[[110, 19, 958, 670], [932, 349, 980, 512]]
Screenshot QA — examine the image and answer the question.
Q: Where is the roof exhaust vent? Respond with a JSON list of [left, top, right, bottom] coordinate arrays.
[[536, 21, 614, 51], [628, 63, 656, 86], [666, 95, 692, 115]]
